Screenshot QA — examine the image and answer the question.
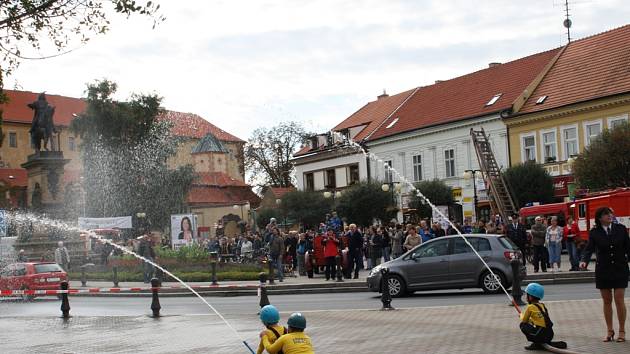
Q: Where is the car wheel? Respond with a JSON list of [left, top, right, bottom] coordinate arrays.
[[480, 270, 505, 294], [385, 275, 406, 298]]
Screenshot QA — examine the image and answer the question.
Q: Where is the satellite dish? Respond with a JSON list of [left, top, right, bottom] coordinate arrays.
[[563, 19, 572, 29]]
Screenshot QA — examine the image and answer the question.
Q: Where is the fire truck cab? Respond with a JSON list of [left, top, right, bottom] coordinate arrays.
[[572, 189, 630, 240]]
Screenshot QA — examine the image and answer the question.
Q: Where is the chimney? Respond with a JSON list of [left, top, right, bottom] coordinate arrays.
[[488, 62, 501, 68], [377, 89, 389, 100]]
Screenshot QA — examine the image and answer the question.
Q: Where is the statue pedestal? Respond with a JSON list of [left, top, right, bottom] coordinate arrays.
[[21, 151, 70, 213]]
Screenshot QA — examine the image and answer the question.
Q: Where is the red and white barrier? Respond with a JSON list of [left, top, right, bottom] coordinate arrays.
[[0, 284, 259, 296]]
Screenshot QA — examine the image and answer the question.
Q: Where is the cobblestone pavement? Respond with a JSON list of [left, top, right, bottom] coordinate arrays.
[[1, 297, 627, 353]]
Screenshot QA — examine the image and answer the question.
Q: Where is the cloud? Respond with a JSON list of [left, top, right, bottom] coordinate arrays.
[[6, 0, 630, 141]]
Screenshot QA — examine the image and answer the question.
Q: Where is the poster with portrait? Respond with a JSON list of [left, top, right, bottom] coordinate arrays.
[[171, 214, 197, 249]]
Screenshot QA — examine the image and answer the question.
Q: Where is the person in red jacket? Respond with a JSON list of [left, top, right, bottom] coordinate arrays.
[[322, 229, 340, 281], [563, 216, 580, 271]]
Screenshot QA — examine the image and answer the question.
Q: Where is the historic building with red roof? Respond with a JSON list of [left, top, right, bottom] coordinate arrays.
[[504, 24, 630, 201], [292, 24, 630, 222], [0, 90, 259, 236]]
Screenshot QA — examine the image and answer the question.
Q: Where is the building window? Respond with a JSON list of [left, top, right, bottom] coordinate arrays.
[[542, 130, 557, 162], [304, 173, 314, 191], [8, 132, 17, 148], [325, 169, 336, 188], [522, 134, 536, 162], [384, 160, 393, 183], [444, 149, 455, 178], [608, 114, 628, 130], [561, 126, 578, 160], [348, 165, 360, 185], [412, 154, 422, 182], [68, 136, 76, 151], [584, 121, 602, 147]]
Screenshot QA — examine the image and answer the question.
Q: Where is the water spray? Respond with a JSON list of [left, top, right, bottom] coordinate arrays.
[[332, 131, 522, 315], [7, 212, 255, 353], [86, 231, 256, 354]]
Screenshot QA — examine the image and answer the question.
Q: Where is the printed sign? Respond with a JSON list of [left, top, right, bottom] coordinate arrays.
[[78, 216, 133, 230], [171, 214, 197, 248]]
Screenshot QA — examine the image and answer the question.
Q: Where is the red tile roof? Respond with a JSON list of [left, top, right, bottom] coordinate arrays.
[[519, 24, 630, 114], [0, 90, 243, 142], [160, 111, 244, 142], [268, 187, 296, 198], [195, 172, 248, 187], [334, 88, 418, 141], [0, 168, 28, 187], [1, 90, 86, 126], [369, 48, 562, 141], [187, 186, 261, 207], [293, 89, 416, 157]]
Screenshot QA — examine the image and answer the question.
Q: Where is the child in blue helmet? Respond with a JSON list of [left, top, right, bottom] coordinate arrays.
[[260, 312, 314, 354], [520, 283, 567, 351], [257, 305, 286, 354]]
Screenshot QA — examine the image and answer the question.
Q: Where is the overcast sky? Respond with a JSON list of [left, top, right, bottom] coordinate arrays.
[[6, 0, 630, 140]]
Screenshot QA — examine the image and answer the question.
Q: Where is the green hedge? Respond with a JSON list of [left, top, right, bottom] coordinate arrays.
[[68, 270, 260, 282]]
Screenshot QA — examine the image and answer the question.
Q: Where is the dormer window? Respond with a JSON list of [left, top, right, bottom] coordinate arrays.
[[535, 95, 548, 104], [310, 137, 319, 149], [486, 93, 502, 106], [385, 118, 399, 129]]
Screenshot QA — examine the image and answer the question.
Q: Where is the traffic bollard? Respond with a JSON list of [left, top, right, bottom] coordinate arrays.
[[60, 281, 71, 318], [80, 265, 87, 287], [258, 272, 270, 310], [268, 258, 275, 285], [112, 266, 119, 287], [150, 278, 161, 318], [380, 267, 395, 311], [211, 261, 218, 285], [510, 254, 526, 306], [335, 255, 344, 282]]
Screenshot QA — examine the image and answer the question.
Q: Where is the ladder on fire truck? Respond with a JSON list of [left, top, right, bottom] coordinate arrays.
[[470, 128, 517, 223]]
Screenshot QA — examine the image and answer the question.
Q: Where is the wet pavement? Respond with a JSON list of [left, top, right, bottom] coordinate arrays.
[[0, 285, 627, 353]]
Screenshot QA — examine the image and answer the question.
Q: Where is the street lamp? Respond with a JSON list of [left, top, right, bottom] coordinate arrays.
[[463, 169, 482, 222]]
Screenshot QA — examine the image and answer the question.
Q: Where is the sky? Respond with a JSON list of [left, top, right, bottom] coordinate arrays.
[[5, 0, 630, 141]]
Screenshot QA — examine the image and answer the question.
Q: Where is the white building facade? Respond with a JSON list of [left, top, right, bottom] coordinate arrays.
[[367, 115, 510, 222], [293, 148, 367, 192]]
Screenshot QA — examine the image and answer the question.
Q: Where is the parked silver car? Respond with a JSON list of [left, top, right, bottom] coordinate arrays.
[[367, 234, 519, 297]]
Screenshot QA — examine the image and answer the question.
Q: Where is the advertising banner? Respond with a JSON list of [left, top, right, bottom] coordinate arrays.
[[78, 216, 133, 230], [171, 214, 197, 248]]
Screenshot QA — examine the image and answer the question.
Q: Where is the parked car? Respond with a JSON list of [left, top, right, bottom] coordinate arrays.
[[367, 234, 519, 297], [0, 262, 68, 300]]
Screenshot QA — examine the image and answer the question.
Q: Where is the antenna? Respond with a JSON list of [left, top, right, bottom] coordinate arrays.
[[563, 0, 572, 42]]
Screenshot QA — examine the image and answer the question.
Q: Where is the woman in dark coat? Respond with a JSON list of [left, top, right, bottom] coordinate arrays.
[[580, 207, 629, 342]]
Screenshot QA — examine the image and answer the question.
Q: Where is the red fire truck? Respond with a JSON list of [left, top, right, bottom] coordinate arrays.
[[518, 188, 630, 239], [572, 188, 630, 240]]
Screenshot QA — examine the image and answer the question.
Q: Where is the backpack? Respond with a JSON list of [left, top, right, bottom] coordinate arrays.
[[267, 326, 287, 354], [533, 304, 554, 329]]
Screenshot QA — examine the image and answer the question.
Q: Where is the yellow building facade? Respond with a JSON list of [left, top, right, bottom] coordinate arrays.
[[508, 94, 630, 175]]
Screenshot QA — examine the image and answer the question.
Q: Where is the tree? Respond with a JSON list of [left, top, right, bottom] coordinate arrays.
[[336, 181, 395, 227], [70, 80, 195, 229], [0, 0, 164, 146], [573, 122, 630, 189], [503, 161, 554, 208], [245, 121, 311, 188], [280, 190, 330, 230], [409, 179, 453, 219], [256, 207, 279, 230]]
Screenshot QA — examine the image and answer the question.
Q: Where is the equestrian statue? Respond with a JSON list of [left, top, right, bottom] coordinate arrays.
[[28, 92, 57, 152]]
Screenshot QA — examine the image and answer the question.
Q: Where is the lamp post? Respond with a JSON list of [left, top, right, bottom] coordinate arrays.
[[463, 170, 482, 222], [382, 182, 402, 222]]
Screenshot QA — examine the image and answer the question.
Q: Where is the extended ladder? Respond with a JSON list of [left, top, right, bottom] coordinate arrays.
[[470, 128, 517, 223]]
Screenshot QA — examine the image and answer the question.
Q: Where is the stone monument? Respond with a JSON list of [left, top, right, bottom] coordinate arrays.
[[20, 93, 69, 215]]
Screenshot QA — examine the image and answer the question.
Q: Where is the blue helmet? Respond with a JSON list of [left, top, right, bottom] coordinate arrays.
[[287, 312, 307, 329], [260, 305, 280, 325], [525, 283, 544, 300]]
